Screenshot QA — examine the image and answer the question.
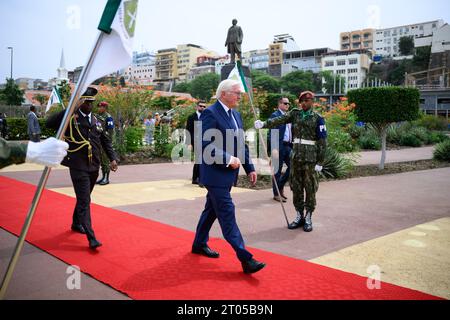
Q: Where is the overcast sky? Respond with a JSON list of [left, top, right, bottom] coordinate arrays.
[[1, 0, 449, 82]]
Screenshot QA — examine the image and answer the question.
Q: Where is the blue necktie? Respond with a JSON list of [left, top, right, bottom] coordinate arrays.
[[228, 110, 237, 130]]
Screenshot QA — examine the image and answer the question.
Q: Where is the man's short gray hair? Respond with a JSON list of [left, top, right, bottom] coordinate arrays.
[[216, 79, 241, 99]]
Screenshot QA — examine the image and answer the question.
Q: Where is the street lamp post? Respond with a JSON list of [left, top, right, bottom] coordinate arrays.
[[7, 47, 13, 79]]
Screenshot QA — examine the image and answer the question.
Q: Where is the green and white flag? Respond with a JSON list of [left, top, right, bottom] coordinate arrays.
[[45, 87, 62, 113], [227, 62, 247, 93], [82, 0, 139, 92]]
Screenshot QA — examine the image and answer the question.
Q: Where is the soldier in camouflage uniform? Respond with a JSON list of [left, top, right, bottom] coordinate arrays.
[[255, 91, 327, 232], [0, 137, 68, 170], [95, 101, 115, 186]]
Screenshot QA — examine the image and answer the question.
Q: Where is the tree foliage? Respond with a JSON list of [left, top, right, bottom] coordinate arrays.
[[399, 36, 415, 56], [189, 73, 220, 101], [348, 87, 420, 169], [0, 78, 25, 106], [251, 70, 281, 93], [280, 71, 315, 96]]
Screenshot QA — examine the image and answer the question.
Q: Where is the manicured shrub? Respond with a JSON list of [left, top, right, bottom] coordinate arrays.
[[433, 139, 450, 161]]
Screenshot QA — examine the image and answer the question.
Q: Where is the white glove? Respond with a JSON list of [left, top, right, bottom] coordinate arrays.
[[26, 137, 69, 168], [254, 120, 265, 129], [314, 165, 323, 172]]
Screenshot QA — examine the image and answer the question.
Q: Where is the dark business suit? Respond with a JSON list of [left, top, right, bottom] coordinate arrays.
[[27, 111, 41, 142], [186, 112, 201, 183], [46, 109, 117, 242], [193, 101, 255, 262], [267, 109, 292, 197]]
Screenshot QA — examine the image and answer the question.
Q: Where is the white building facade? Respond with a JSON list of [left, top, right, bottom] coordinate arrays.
[[374, 20, 444, 57], [321, 49, 372, 92], [124, 64, 156, 85]]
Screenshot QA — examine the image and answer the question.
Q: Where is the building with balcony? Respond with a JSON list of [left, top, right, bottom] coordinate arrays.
[[340, 29, 374, 51], [176, 44, 218, 82], [374, 20, 444, 57], [282, 47, 335, 75], [242, 49, 269, 73], [154, 48, 178, 89], [321, 49, 372, 93]]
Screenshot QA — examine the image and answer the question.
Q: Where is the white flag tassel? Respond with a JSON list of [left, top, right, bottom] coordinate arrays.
[[82, 0, 139, 92]]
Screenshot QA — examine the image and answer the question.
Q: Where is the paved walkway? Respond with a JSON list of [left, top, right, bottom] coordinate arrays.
[[354, 146, 434, 166], [0, 146, 449, 299]]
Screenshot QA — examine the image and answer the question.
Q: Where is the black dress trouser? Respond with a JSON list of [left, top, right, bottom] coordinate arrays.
[[70, 168, 99, 241]]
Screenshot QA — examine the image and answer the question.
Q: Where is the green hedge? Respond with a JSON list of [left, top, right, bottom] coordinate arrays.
[[348, 87, 420, 123], [5, 118, 57, 140]]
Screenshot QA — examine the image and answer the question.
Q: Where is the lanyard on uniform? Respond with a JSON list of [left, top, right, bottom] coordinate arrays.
[[64, 115, 93, 164]]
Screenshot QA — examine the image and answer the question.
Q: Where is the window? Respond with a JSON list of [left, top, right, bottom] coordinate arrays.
[[337, 60, 346, 66], [349, 58, 358, 65], [325, 61, 334, 67]]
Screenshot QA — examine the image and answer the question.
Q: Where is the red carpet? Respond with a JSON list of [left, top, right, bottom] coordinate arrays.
[[0, 175, 442, 300]]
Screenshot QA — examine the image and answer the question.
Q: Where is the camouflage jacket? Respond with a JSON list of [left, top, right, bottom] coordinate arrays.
[[95, 112, 115, 138], [0, 138, 27, 169], [264, 108, 327, 164]]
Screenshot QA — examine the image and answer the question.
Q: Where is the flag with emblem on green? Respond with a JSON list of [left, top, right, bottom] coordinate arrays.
[[82, 0, 139, 92]]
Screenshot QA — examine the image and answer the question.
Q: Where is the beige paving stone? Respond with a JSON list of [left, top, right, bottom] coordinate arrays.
[[310, 218, 450, 299], [0, 163, 68, 172], [50, 179, 254, 207]]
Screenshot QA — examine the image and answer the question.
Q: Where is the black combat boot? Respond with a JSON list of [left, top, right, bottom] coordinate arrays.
[[288, 210, 305, 230], [99, 171, 110, 185], [303, 211, 313, 232], [96, 169, 106, 184]]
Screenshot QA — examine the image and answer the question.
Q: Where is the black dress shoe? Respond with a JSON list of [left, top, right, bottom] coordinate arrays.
[[303, 211, 313, 232], [71, 224, 86, 234], [191, 245, 220, 258], [242, 258, 266, 274], [288, 218, 305, 230], [89, 239, 102, 249], [273, 196, 286, 203]]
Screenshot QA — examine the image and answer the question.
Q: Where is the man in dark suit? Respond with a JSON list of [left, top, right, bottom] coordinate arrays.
[[186, 101, 206, 187], [46, 87, 118, 249], [267, 97, 292, 203], [191, 79, 266, 274], [27, 106, 41, 142]]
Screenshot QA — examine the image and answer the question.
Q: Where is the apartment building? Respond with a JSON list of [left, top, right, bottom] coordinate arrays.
[[242, 49, 269, 73], [176, 44, 218, 82], [374, 20, 444, 57], [340, 29, 374, 51], [154, 48, 178, 88], [321, 49, 372, 92]]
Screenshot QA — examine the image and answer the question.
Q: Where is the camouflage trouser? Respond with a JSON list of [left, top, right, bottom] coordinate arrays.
[[290, 162, 319, 212], [100, 149, 110, 174]]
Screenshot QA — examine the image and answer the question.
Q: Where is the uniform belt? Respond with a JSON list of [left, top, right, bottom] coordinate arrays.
[[293, 138, 316, 145], [282, 141, 293, 147]]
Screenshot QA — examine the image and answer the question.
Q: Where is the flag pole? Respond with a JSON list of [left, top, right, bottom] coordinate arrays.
[[0, 31, 105, 300], [236, 62, 290, 227]]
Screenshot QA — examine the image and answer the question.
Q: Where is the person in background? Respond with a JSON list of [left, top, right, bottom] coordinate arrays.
[[27, 106, 41, 142]]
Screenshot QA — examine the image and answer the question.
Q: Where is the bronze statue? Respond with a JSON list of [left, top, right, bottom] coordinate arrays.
[[225, 19, 243, 64]]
